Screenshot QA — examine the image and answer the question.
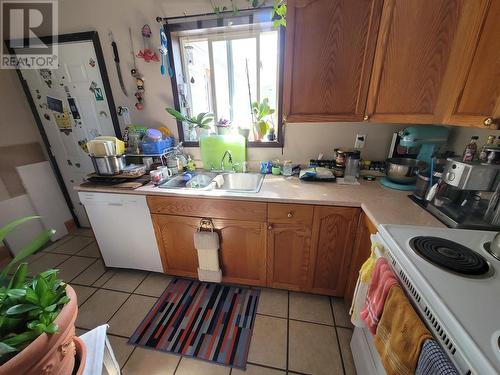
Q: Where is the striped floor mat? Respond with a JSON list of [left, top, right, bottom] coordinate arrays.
[[128, 278, 260, 369]]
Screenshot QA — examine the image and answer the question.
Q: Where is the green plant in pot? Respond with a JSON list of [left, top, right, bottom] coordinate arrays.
[[166, 108, 214, 139], [252, 98, 275, 141], [0, 217, 84, 374]]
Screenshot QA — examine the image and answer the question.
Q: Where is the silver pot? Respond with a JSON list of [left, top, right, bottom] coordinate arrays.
[[90, 155, 126, 176], [386, 158, 427, 184]]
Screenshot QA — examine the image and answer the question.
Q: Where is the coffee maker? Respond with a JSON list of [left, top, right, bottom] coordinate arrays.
[[425, 157, 500, 230]]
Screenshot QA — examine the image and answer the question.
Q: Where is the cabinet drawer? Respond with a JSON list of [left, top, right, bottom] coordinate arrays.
[[268, 203, 314, 224], [147, 196, 267, 222]]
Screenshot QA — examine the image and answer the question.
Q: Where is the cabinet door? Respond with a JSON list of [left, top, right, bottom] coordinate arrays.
[[213, 219, 267, 286], [309, 206, 360, 296], [366, 0, 463, 124], [441, 0, 500, 128], [344, 213, 377, 306], [151, 214, 199, 278], [267, 223, 312, 291], [283, 0, 383, 122]]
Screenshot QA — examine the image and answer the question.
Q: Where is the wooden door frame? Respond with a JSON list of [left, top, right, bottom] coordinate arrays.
[[7, 31, 122, 227]]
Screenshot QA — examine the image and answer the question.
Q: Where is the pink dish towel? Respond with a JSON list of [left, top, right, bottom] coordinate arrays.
[[360, 257, 398, 334]]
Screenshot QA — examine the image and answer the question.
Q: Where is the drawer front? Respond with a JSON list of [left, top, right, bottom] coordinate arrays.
[[147, 196, 267, 222], [268, 203, 314, 224]]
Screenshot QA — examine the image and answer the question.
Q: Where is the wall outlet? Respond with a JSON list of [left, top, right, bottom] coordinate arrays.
[[355, 134, 366, 149]]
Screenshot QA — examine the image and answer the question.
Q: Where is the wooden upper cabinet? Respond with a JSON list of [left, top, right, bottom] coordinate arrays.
[[282, 0, 383, 122], [366, 0, 463, 124], [440, 0, 500, 128]]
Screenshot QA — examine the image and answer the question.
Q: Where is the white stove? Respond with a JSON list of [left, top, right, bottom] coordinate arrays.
[[377, 225, 500, 375]]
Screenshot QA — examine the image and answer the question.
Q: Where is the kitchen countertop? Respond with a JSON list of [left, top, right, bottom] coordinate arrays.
[[75, 175, 444, 228]]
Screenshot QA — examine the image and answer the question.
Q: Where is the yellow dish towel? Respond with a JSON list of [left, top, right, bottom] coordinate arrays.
[[375, 286, 432, 375], [350, 242, 383, 326]]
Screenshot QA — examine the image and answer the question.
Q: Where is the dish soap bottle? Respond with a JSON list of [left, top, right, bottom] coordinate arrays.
[[462, 136, 479, 162], [186, 155, 196, 171]]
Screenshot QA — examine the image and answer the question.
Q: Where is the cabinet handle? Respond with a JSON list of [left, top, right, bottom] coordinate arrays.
[[287, 211, 294, 218], [363, 114, 369, 121], [268, 225, 273, 230], [484, 117, 493, 127]]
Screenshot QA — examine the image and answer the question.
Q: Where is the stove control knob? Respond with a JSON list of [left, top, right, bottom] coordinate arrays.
[[446, 172, 455, 181]]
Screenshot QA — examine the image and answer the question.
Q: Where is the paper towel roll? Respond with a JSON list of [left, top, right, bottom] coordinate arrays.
[[194, 230, 221, 274]]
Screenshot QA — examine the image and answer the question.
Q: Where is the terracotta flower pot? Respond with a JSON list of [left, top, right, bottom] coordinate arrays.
[[0, 285, 83, 375]]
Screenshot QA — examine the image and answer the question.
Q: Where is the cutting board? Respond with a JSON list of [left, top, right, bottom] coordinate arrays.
[[199, 135, 246, 172]]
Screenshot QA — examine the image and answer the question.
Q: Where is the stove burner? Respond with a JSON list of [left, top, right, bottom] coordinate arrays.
[[410, 236, 490, 276]]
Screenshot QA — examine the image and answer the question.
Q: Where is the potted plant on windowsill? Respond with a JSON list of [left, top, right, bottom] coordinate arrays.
[[166, 108, 214, 139], [252, 98, 275, 141], [215, 118, 233, 135], [0, 217, 85, 375]]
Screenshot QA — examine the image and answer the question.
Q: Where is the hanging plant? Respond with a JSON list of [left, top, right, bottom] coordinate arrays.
[[211, 0, 287, 27]]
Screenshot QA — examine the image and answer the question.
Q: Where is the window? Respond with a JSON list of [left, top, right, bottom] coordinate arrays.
[[165, 9, 283, 146]]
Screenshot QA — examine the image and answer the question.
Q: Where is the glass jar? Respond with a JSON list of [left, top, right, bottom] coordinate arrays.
[[344, 152, 360, 182]]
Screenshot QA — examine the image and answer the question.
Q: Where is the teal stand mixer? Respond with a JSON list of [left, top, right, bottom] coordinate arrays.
[[380, 126, 450, 190]]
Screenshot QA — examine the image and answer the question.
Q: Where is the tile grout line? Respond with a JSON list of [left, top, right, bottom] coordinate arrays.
[[172, 356, 183, 375], [330, 298, 347, 375], [103, 271, 151, 331], [286, 290, 290, 373]]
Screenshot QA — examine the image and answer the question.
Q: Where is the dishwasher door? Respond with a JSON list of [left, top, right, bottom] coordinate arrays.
[[78, 192, 163, 272]]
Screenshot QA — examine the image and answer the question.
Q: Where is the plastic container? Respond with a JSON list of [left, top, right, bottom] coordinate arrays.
[[139, 138, 174, 154], [344, 152, 360, 182]]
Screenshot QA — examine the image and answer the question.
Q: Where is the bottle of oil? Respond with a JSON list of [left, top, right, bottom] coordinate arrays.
[[462, 136, 479, 162]]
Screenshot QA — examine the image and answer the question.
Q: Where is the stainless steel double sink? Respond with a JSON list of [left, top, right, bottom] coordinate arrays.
[[159, 171, 265, 193]]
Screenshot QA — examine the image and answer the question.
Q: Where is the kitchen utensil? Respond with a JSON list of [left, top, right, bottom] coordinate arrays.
[[90, 155, 126, 176], [159, 28, 173, 77], [484, 233, 500, 260], [87, 139, 115, 156], [109, 32, 128, 97], [386, 158, 426, 184]]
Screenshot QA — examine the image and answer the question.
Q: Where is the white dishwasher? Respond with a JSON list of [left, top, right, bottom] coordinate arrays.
[[78, 192, 163, 272]]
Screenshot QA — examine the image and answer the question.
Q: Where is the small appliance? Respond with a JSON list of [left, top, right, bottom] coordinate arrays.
[[381, 126, 449, 190], [418, 157, 500, 230]]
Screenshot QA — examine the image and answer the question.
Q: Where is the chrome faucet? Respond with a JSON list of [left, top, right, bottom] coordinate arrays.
[[220, 150, 234, 172]]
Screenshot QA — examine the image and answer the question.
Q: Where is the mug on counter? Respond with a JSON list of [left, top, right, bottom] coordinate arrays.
[[157, 166, 174, 179]]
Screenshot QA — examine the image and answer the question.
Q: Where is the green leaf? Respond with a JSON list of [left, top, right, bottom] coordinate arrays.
[[6, 289, 26, 298], [35, 277, 49, 307], [5, 304, 38, 315], [0, 342, 17, 356], [1, 229, 55, 279], [0, 216, 40, 243], [45, 323, 58, 334], [3, 330, 39, 347], [7, 263, 27, 290], [25, 287, 38, 305], [166, 107, 189, 123]]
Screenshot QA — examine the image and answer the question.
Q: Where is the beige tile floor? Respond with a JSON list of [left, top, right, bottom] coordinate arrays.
[[30, 231, 356, 375]]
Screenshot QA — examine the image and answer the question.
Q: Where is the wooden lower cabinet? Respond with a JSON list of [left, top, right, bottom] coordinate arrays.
[[267, 223, 312, 291], [151, 214, 267, 286], [308, 206, 360, 296], [150, 198, 362, 296]]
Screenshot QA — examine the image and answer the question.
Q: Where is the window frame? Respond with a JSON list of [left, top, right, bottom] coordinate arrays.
[[164, 19, 285, 148]]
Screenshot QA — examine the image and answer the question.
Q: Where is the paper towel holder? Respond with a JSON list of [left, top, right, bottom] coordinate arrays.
[[198, 218, 214, 232]]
